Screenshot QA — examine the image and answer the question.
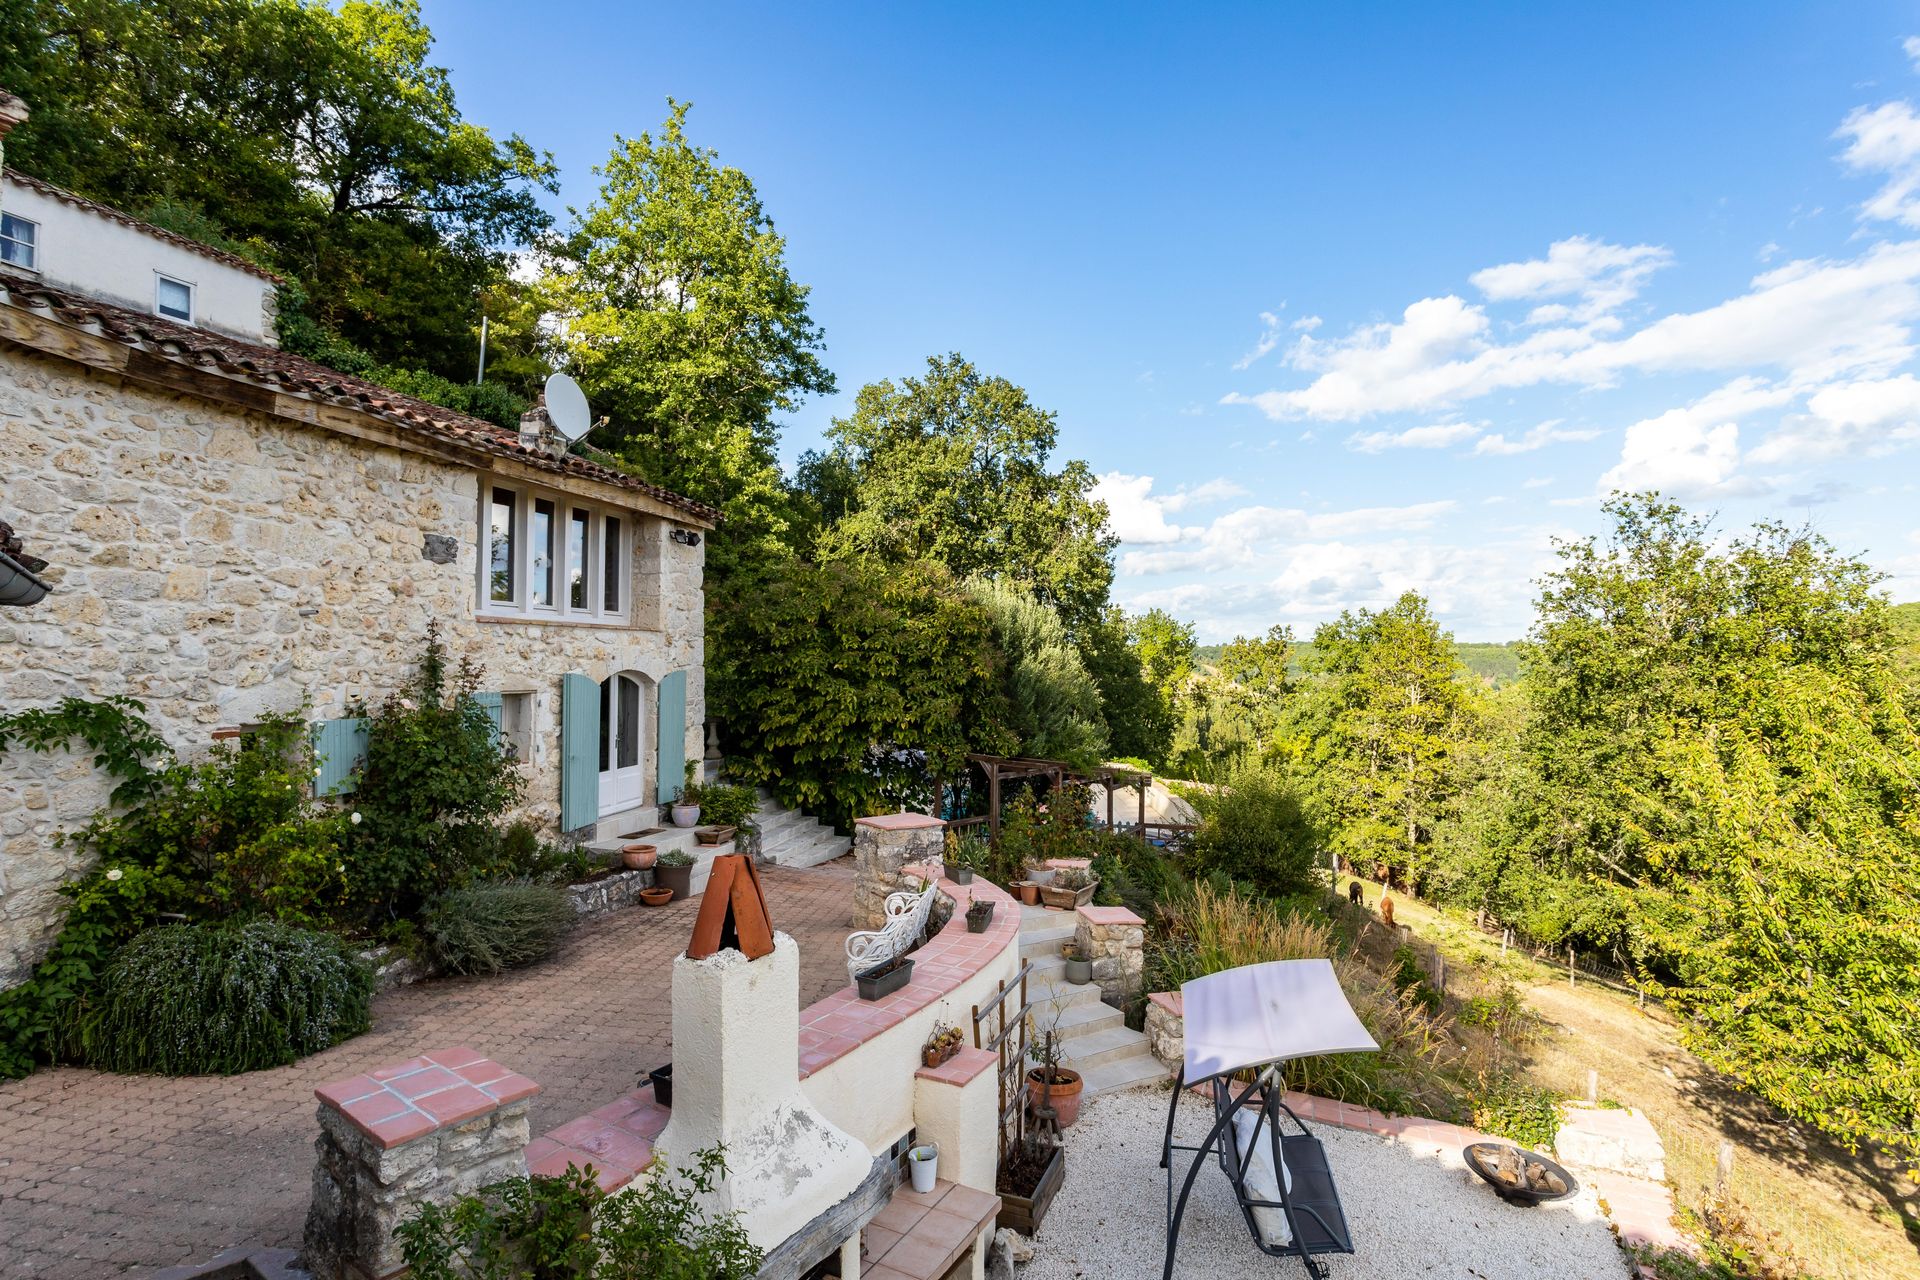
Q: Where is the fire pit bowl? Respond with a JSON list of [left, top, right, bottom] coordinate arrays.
[[1463, 1142, 1579, 1205]]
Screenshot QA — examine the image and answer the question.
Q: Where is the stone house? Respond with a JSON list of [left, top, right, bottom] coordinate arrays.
[[0, 102, 719, 987]]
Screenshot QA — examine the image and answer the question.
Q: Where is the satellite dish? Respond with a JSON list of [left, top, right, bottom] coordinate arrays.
[[544, 372, 592, 442]]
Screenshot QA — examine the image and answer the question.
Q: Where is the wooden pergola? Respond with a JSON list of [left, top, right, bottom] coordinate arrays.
[[941, 753, 1158, 844]]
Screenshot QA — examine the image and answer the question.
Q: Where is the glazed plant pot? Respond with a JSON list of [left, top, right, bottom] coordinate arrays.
[[1063, 952, 1092, 985], [908, 1144, 939, 1193], [622, 843, 658, 871], [639, 886, 673, 907], [671, 804, 701, 828], [649, 1064, 673, 1108], [1027, 1067, 1085, 1128], [856, 957, 914, 1001], [655, 861, 694, 901]]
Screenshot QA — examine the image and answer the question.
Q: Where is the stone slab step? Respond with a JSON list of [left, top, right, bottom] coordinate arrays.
[[1040, 998, 1122, 1042], [1079, 1052, 1169, 1096], [1058, 1025, 1155, 1071], [771, 837, 850, 869], [1019, 927, 1075, 960], [1026, 978, 1103, 1016]]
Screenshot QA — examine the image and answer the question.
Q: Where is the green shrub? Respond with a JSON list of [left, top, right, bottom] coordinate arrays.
[[1390, 945, 1442, 1013], [1468, 1074, 1561, 1149], [1190, 764, 1321, 898], [397, 1148, 762, 1280], [69, 921, 372, 1075], [423, 882, 576, 976], [683, 780, 758, 832], [1088, 831, 1186, 916], [343, 625, 526, 922]]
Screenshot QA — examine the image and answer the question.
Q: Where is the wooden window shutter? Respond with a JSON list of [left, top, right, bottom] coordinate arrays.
[[313, 717, 369, 798], [656, 670, 687, 801], [470, 691, 504, 749], [559, 673, 599, 831]]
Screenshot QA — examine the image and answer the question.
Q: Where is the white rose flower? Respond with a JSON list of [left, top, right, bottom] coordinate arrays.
[[337, 863, 347, 874], [105, 868, 123, 882], [350, 812, 363, 825]]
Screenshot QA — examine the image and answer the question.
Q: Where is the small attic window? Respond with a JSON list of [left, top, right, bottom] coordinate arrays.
[[155, 274, 194, 322], [0, 213, 36, 270]]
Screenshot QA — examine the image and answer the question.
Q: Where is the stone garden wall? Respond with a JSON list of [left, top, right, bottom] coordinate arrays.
[[0, 344, 707, 986], [1074, 905, 1145, 1009], [850, 813, 945, 929]]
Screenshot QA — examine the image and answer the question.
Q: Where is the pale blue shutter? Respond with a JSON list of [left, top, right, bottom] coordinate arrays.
[[656, 670, 687, 802], [313, 717, 368, 797], [559, 673, 599, 831], [471, 691, 504, 750]]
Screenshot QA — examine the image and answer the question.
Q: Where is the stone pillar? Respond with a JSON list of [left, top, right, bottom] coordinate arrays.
[[911, 1047, 1001, 1193], [302, 1048, 539, 1280], [852, 813, 946, 928], [1075, 905, 1145, 1008], [654, 932, 870, 1255], [1144, 991, 1185, 1070]]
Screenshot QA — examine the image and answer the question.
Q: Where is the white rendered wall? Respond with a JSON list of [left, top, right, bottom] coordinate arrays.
[[2, 177, 276, 343]]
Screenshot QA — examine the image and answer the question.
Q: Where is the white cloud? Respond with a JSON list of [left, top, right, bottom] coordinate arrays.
[[1470, 236, 1672, 326], [1748, 372, 1920, 462], [1595, 378, 1787, 497], [1472, 420, 1603, 455], [1837, 100, 1920, 226], [1160, 478, 1249, 512], [1522, 475, 1554, 489], [1292, 315, 1322, 333], [1234, 311, 1286, 370], [1121, 500, 1457, 576], [1089, 473, 1198, 545], [1346, 421, 1483, 453]]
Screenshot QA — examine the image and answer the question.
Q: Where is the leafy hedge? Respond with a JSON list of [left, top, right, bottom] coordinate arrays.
[[423, 881, 576, 976], [68, 921, 373, 1075]]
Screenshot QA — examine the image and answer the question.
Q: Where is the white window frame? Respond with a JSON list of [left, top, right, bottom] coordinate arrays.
[[477, 479, 632, 623], [155, 272, 195, 322], [0, 213, 37, 271]]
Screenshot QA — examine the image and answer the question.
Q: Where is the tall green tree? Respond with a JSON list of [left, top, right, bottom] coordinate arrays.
[[1514, 495, 1920, 1165], [546, 101, 833, 578], [1170, 624, 1291, 774], [1297, 593, 1473, 887], [1079, 607, 1174, 765], [806, 354, 1116, 633], [968, 580, 1109, 770], [1, 0, 558, 380]]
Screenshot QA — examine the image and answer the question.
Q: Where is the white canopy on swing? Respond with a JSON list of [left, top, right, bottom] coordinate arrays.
[[1181, 958, 1379, 1083]]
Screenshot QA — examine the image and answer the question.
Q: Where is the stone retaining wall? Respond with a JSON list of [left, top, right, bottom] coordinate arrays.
[[1074, 904, 1145, 1008], [851, 813, 944, 929]]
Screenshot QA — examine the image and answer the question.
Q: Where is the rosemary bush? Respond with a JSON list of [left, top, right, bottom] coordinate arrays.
[[422, 881, 576, 976], [70, 921, 373, 1075]]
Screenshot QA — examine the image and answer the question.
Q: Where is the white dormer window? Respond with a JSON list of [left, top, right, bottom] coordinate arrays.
[[155, 274, 194, 322], [0, 213, 36, 270]]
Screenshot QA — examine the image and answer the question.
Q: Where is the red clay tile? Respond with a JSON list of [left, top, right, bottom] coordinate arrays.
[[313, 1074, 381, 1109], [414, 1084, 494, 1127], [368, 1058, 430, 1082], [482, 1072, 539, 1104], [862, 1222, 903, 1262], [422, 1047, 486, 1071], [340, 1092, 413, 1129], [387, 1066, 461, 1101], [527, 1141, 597, 1179], [366, 1111, 437, 1149]]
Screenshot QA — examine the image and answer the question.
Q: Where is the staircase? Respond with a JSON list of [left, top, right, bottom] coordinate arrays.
[[1019, 904, 1165, 1096], [751, 788, 850, 868]]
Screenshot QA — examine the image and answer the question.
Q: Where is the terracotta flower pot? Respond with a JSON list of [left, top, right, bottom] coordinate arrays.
[[1027, 1068, 1084, 1128], [639, 886, 673, 907], [1017, 881, 1042, 906], [622, 843, 658, 871]]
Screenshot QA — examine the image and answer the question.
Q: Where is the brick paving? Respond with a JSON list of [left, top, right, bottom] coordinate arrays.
[[0, 861, 857, 1279]]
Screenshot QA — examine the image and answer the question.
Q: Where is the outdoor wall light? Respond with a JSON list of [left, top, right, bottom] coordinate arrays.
[[670, 528, 701, 547]]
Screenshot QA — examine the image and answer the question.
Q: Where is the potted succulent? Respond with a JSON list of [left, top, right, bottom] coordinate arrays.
[[1026, 1013, 1084, 1128], [908, 1142, 939, 1193], [943, 832, 983, 886], [639, 885, 673, 907], [647, 1063, 673, 1107], [965, 893, 996, 934], [622, 842, 658, 871], [922, 1021, 964, 1069], [855, 953, 914, 1001], [1061, 940, 1092, 985], [1040, 867, 1098, 911], [655, 849, 695, 900]]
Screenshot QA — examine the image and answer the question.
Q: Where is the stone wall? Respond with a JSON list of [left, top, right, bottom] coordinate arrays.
[[1074, 904, 1145, 1009], [1145, 991, 1184, 1071], [0, 344, 707, 985], [850, 813, 945, 929]]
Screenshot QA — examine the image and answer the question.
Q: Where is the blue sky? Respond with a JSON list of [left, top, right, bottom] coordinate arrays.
[[428, 1, 1920, 640]]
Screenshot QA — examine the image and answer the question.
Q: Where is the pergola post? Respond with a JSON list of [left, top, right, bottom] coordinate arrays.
[[1104, 778, 1115, 833], [987, 760, 1002, 844], [1138, 779, 1147, 844]]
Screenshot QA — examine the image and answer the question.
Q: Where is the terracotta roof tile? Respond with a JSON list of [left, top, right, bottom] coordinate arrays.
[[0, 269, 719, 523]]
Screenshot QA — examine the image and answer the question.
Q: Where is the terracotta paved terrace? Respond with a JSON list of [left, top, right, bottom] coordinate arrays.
[[0, 861, 857, 1280]]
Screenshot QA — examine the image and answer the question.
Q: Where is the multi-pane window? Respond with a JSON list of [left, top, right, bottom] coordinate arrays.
[[478, 481, 631, 622], [0, 213, 36, 270], [156, 274, 194, 321]]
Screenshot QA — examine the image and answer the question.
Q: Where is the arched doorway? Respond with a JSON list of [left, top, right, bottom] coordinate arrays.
[[598, 671, 648, 816]]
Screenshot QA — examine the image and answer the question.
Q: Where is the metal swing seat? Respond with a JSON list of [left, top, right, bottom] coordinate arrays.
[[1157, 959, 1379, 1280]]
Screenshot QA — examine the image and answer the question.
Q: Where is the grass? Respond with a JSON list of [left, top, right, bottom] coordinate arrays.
[[1350, 878, 1920, 1280]]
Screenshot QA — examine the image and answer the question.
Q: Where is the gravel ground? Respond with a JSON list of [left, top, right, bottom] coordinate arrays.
[[1018, 1088, 1633, 1280]]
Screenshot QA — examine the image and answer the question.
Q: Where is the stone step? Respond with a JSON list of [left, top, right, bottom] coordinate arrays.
[[1019, 926, 1075, 960], [1025, 977, 1103, 1017], [1079, 1050, 1168, 1096], [1058, 1025, 1154, 1071], [1039, 998, 1122, 1043], [769, 835, 850, 869]]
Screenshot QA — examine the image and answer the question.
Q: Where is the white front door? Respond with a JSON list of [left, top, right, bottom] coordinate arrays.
[[598, 673, 645, 816]]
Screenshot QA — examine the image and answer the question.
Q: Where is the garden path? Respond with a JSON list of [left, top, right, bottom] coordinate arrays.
[[0, 860, 857, 1279]]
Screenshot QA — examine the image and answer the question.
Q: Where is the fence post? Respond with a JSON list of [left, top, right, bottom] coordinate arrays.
[[1715, 1140, 1735, 1200], [1586, 1069, 1598, 1104], [1501, 928, 1510, 957], [1568, 946, 1576, 988]]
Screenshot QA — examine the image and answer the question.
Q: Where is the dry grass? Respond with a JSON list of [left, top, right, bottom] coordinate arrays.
[[1357, 881, 1920, 1280]]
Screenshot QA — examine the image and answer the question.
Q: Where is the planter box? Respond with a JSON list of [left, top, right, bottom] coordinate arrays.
[[856, 956, 914, 1001], [965, 903, 997, 934], [695, 825, 736, 846], [997, 1143, 1065, 1234], [1039, 881, 1097, 910], [922, 1039, 962, 1069], [649, 1064, 673, 1108]]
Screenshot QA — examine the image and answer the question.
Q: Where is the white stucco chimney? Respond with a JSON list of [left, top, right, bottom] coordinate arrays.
[[653, 932, 871, 1252]]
